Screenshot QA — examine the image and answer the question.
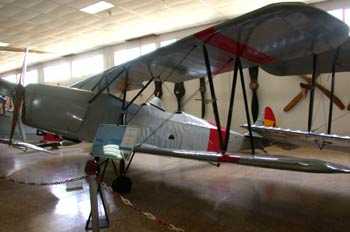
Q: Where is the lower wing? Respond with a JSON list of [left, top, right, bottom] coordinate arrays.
[[243, 124, 350, 153], [134, 145, 350, 174]]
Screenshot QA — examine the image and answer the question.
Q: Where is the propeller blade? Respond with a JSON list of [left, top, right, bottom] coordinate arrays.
[[154, 80, 163, 98], [9, 47, 28, 145], [284, 74, 318, 113], [284, 91, 304, 112], [9, 85, 24, 144], [174, 82, 185, 112], [301, 75, 345, 110], [249, 66, 259, 122]]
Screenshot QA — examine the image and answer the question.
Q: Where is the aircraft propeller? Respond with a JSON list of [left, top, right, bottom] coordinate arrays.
[[9, 48, 28, 145], [284, 75, 345, 112], [174, 82, 185, 112], [249, 66, 259, 122], [154, 79, 163, 98]]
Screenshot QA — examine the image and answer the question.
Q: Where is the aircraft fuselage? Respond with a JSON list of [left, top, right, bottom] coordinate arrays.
[[22, 84, 255, 153]]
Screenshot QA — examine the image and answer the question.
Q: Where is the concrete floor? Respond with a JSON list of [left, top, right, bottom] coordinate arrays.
[[0, 142, 349, 232]]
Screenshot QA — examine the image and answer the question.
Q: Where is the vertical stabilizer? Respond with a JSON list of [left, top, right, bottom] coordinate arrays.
[[264, 106, 277, 127]]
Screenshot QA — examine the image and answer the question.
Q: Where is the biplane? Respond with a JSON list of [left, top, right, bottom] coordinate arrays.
[[1, 2, 350, 193]]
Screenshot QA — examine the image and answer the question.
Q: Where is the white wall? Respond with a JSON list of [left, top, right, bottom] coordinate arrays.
[[126, 0, 350, 136], [1, 0, 349, 135]]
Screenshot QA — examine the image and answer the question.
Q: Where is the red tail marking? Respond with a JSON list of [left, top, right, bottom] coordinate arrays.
[[194, 27, 279, 64], [264, 106, 277, 127]]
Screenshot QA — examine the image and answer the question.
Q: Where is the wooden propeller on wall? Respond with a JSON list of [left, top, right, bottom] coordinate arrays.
[[249, 66, 259, 122], [284, 75, 345, 112]]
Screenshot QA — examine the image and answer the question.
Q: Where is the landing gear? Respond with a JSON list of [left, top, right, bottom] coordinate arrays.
[[112, 158, 133, 194], [112, 176, 132, 194]]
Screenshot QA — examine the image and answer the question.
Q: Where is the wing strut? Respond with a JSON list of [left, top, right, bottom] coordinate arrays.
[[238, 58, 255, 154], [121, 70, 129, 124], [202, 46, 255, 154], [202, 45, 224, 152], [122, 77, 154, 112], [307, 54, 318, 132], [223, 57, 239, 152], [327, 47, 340, 134], [89, 68, 126, 103], [223, 57, 255, 154]]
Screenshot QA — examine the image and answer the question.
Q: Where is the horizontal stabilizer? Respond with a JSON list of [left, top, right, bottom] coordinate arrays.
[[134, 146, 350, 173], [235, 154, 350, 173], [0, 138, 55, 154], [242, 124, 350, 152]]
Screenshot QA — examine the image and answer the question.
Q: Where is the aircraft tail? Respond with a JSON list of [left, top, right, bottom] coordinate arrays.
[[254, 106, 277, 127]]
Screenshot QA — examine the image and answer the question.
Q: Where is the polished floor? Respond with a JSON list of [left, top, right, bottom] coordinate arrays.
[[0, 142, 349, 232]]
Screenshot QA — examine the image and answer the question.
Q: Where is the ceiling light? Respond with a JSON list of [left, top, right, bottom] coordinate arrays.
[[80, 1, 114, 14], [0, 42, 9, 47]]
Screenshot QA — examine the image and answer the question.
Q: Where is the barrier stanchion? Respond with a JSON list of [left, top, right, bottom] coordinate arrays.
[[85, 159, 99, 232]]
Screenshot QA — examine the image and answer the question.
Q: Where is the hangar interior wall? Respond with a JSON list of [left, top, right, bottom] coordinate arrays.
[[1, 0, 350, 135]]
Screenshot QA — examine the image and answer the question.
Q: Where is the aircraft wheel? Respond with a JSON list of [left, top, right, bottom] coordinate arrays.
[[112, 176, 132, 194]]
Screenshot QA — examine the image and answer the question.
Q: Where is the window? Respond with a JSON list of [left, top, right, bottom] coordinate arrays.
[[345, 8, 350, 26], [2, 74, 17, 84], [114, 47, 141, 65], [72, 55, 104, 78], [160, 39, 177, 47], [141, 43, 156, 55], [328, 8, 350, 33], [1, 69, 38, 85], [44, 63, 70, 83], [328, 9, 343, 20], [23, 69, 38, 86]]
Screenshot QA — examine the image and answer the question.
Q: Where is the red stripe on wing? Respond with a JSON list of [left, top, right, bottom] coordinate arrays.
[[195, 27, 279, 64], [218, 155, 240, 163]]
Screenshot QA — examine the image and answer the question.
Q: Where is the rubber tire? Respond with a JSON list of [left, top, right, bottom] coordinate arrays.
[[112, 176, 132, 194]]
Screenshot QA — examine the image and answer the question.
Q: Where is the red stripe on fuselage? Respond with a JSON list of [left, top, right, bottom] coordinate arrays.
[[207, 122, 226, 152], [194, 27, 279, 64]]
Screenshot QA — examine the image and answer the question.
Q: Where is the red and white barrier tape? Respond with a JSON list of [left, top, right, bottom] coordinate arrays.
[[1, 174, 185, 231], [0, 175, 88, 186], [97, 178, 185, 232]]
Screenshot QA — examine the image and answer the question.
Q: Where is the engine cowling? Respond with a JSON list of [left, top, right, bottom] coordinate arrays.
[[22, 84, 93, 140]]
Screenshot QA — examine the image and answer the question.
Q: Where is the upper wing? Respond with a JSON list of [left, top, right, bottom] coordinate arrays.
[[72, 2, 349, 93], [0, 79, 16, 97], [134, 145, 350, 173], [261, 38, 350, 76], [243, 124, 350, 153]]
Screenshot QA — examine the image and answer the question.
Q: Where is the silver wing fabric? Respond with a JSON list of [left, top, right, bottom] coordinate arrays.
[[242, 124, 350, 153], [72, 2, 349, 93], [135, 146, 350, 173], [261, 38, 350, 76]]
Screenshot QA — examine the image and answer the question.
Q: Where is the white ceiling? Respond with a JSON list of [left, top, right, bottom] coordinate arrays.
[[0, 0, 324, 74]]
